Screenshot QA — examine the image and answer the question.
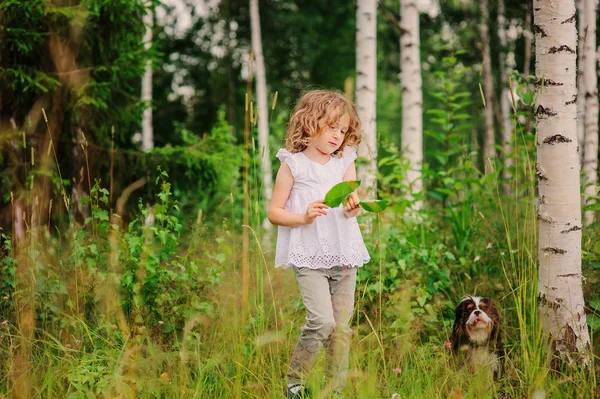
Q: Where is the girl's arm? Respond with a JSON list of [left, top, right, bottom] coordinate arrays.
[[268, 162, 328, 227], [343, 162, 360, 218]]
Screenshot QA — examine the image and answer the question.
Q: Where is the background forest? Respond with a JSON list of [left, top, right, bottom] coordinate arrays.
[[0, 0, 599, 398]]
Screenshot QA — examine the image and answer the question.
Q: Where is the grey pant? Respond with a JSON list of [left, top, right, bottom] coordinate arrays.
[[288, 266, 357, 391]]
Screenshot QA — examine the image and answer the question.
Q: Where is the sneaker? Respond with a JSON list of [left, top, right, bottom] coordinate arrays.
[[286, 383, 311, 399], [329, 390, 344, 399]]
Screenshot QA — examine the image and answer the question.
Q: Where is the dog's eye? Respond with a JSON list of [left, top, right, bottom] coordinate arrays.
[[480, 303, 487, 310], [467, 303, 474, 310]]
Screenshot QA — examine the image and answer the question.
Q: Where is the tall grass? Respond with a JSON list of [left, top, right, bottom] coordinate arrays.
[[1, 100, 599, 399]]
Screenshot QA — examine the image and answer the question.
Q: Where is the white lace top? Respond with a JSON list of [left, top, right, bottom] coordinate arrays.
[[274, 146, 371, 269]]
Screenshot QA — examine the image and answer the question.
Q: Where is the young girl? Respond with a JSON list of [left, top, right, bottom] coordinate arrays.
[[268, 90, 370, 398]]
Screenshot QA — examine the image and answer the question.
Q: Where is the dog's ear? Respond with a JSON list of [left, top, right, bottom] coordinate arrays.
[[487, 300, 504, 354], [486, 300, 500, 338], [486, 299, 505, 379], [450, 300, 467, 351]]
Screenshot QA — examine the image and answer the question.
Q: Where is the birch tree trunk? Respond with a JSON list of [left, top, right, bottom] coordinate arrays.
[[582, 0, 598, 226], [480, 0, 496, 173], [524, 4, 533, 79], [142, 9, 154, 152], [400, 0, 422, 210], [534, 0, 591, 365], [356, 0, 377, 197], [250, 0, 274, 232], [576, 0, 585, 164], [498, 0, 513, 192]]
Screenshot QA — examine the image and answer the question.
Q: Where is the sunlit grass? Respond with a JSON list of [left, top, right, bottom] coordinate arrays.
[[1, 99, 599, 399]]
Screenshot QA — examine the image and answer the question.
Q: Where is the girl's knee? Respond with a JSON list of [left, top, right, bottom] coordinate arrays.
[[306, 318, 336, 338]]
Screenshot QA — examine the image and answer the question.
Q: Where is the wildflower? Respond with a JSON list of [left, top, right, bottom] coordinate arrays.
[[393, 367, 402, 375], [1, 320, 7, 328], [2, 296, 7, 301], [433, 345, 439, 352], [158, 320, 164, 325], [474, 256, 480, 263]]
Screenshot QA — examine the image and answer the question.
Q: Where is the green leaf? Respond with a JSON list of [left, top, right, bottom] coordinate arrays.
[[522, 91, 534, 105], [587, 314, 600, 331], [358, 200, 389, 213], [594, 241, 600, 255], [324, 180, 360, 208], [589, 299, 600, 310], [582, 203, 600, 212]]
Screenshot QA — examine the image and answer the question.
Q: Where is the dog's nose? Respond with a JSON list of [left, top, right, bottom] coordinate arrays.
[[474, 310, 481, 316]]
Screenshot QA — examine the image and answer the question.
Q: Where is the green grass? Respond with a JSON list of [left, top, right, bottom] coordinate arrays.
[[1, 235, 597, 398], [1, 99, 598, 399]]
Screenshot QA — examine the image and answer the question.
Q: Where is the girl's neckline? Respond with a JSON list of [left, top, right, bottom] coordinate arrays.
[[301, 151, 332, 166]]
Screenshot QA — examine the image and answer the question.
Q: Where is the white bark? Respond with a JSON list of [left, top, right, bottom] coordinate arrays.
[[400, 0, 423, 210], [577, 0, 585, 164], [14, 199, 26, 245], [356, 0, 378, 197], [250, 0, 273, 231], [480, 0, 496, 173], [142, 9, 154, 152], [524, 5, 533, 78], [582, 0, 598, 226], [498, 0, 514, 190], [534, 0, 591, 363]]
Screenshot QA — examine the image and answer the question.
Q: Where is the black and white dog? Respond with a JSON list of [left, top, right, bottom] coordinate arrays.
[[449, 295, 504, 378]]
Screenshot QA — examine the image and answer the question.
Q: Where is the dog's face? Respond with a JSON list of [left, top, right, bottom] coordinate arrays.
[[452, 295, 499, 345], [449, 295, 504, 377]]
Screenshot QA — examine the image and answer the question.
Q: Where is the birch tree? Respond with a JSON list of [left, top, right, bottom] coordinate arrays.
[[498, 0, 514, 191], [356, 0, 377, 197], [479, 0, 496, 173], [142, 8, 154, 152], [582, 0, 598, 226], [400, 0, 422, 210], [534, 0, 591, 364], [250, 0, 274, 231], [576, 0, 585, 163]]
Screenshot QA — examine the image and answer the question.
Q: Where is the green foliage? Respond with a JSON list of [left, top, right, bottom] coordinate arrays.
[[359, 200, 388, 213], [323, 180, 360, 208], [323, 180, 388, 212], [0, 234, 15, 319]]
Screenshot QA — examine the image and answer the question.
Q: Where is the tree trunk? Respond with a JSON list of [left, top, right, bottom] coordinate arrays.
[[480, 0, 496, 173], [534, 0, 591, 366], [70, 127, 90, 226], [498, 0, 514, 193], [250, 0, 274, 233], [582, 0, 598, 226], [524, 4, 533, 79], [400, 0, 423, 210], [523, 3, 534, 136], [576, 0, 585, 164], [142, 9, 154, 152], [10, 197, 34, 399], [356, 0, 378, 197]]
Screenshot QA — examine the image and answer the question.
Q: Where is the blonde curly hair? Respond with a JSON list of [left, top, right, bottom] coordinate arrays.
[[285, 89, 362, 156]]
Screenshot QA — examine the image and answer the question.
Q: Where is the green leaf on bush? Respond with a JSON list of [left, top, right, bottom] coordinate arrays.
[[587, 314, 600, 331], [324, 180, 360, 208], [522, 91, 534, 105], [583, 203, 600, 212], [358, 200, 389, 213]]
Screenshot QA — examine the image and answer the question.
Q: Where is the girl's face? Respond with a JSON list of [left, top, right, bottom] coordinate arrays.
[[309, 112, 350, 155]]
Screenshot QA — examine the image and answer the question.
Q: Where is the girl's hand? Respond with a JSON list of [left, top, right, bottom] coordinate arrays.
[[304, 200, 328, 224], [343, 192, 360, 217]]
